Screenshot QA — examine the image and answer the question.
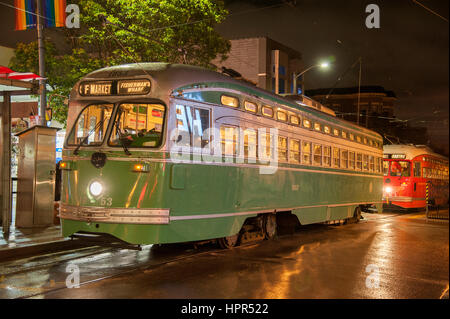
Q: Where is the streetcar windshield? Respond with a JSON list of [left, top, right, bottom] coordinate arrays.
[[67, 103, 114, 146], [390, 160, 411, 177], [109, 103, 165, 148]]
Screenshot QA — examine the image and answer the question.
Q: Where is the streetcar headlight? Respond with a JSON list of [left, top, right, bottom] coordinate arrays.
[[89, 181, 103, 196], [384, 186, 392, 193]]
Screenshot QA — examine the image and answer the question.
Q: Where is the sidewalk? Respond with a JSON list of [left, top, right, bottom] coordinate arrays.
[[0, 225, 84, 262]]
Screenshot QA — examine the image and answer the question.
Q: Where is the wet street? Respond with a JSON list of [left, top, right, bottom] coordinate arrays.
[[0, 210, 448, 299]]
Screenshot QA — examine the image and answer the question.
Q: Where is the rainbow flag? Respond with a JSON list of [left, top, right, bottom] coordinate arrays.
[[15, 0, 66, 30], [14, 0, 36, 30], [43, 0, 66, 28]]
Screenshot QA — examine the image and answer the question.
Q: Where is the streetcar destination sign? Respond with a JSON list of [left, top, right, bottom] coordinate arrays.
[[117, 79, 151, 94], [79, 79, 151, 96], [79, 81, 112, 96]]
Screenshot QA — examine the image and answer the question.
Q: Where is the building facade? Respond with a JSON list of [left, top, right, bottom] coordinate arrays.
[[305, 86, 396, 127], [212, 37, 303, 94]]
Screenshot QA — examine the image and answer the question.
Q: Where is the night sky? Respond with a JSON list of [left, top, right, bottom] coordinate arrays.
[[218, 0, 449, 155], [0, 0, 448, 154]]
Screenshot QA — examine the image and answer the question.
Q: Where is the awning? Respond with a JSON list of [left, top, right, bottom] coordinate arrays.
[[0, 65, 43, 81]]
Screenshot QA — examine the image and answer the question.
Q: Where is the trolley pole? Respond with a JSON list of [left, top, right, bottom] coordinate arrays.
[[36, 0, 47, 126]]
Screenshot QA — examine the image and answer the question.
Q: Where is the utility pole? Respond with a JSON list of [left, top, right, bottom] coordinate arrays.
[[36, 0, 47, 126], [356, 57, 361, 126]]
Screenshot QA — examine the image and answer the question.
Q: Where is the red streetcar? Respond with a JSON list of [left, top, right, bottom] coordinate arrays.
[[383, 144, 449, 210]]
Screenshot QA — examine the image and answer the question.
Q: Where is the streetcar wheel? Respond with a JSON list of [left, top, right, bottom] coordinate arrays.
[[263, 214, 277, 240], [218, 233, 239, 249]]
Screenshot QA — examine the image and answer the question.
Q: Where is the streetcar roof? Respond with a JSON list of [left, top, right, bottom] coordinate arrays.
[[383, 144, 449, 162], [73, 62, 382, 141]]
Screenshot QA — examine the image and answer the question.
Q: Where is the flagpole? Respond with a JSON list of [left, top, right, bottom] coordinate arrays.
[[36, 0, 47, 126]]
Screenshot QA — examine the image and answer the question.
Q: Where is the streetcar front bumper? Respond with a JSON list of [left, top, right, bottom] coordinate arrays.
[[59, 204, 170, 224]]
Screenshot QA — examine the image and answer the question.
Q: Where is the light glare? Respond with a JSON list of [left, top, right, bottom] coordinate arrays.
[[89, 181, 103, 196]]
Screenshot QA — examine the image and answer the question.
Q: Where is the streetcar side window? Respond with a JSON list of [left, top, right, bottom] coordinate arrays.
[[221, 95, 239, 108], [333, 147, 340, 168], [220, 126, 238, 156], [349, 151, 356, 170], [262, 105, 274, 118], [314, 122, 321, 132], [289, 139, 300, 163], [173, 104, 210, 149], [244, 101, 258, 113], [369, 156, 374, 172], [414, 162, 421, 177], [290, 115, 300, 125], [375, 157, 381, 173], [323, 146, 331, 167], [259, 131, 274, 159], [313, 144, 322, 165], [302, 141, 312, 165], [243, 128, 257, 161], [277, 110, 288, 122], [363, 154, 369, 171], [341, 150, 349, 169], [278, 136, 288, 161], [356, 153, 362, 170]]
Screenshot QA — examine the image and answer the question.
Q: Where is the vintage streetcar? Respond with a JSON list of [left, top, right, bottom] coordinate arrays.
[[59, 63, 384, 248], [383, 144, 449, 210]]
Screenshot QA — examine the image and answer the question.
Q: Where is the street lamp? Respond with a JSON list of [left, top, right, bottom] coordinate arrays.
[[292, 62, 330, 95]]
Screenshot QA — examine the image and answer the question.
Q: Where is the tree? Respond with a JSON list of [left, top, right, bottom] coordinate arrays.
[[9, 0, 231, 126]]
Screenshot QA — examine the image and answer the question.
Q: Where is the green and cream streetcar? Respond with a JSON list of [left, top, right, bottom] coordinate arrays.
[[59, 63, 383, 247]]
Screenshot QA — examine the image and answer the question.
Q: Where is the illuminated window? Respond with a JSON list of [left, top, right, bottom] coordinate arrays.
[[244, 128, 257, 160], [108, 103, 166, 148], [262, 106, 274, 117], [278, 136, 288, 161], [333, 147, 340, 167], [324, 126, 330, 134], [369, 155, 374, 171], [289, 139, 300, 163], [323, 146, 331, 166], [303, 119, 311, 128], [341, 150, 349, 168], [314, 122, 322, 131], [221, 126, 238, 156], [277, 110, 287, 122], [244, 101, 257, 113], [290, 115, 300, 125], [363, 154, 369, 171], [356, 136, 362, 143], [356, 153, 362, 170], [349, 152, 356, 169], [342, 131, 347, 139], [333, 128, 339, 136], [349, 133, 354, 141], [313, 144, 322, 165], [363, 137, 368, 145], [375, 157, 381, 173], [221, 95, 239, 108], [302, 141, 312, 164]]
